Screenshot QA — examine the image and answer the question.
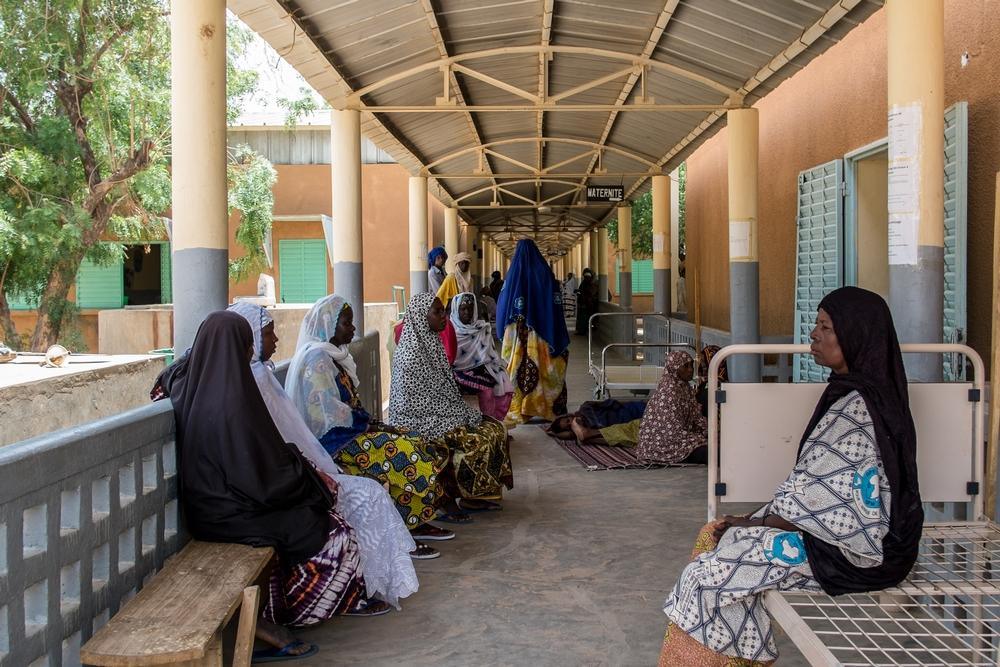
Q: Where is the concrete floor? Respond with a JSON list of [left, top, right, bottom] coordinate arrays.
[[294, 333, 809, 666]]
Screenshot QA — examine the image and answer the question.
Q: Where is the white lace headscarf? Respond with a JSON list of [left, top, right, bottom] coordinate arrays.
[[227, 302, 341, 477], [451, 251, 473, 293], [387, 292, 481, 438]]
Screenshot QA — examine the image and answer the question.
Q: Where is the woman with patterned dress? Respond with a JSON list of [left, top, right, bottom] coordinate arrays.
[[229, 301, 424, 599], [154, 311, 382, 656], [286, 295, 452, 545], [449, 292, 514, 421], [389, 292, 513, 514], [659, 287, 923, 666], [497, 238, 570, 423]]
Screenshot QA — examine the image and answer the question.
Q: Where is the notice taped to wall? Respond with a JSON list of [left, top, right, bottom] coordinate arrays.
[[729, 219, 754, 261], [653, 233, 665, 253], [887, 103, 921, 266]]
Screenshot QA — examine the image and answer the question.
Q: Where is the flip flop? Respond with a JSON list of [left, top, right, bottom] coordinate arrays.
[[456, 498, 503, 513], [252, 640, 319, 663], [434, 510, 474, 524]]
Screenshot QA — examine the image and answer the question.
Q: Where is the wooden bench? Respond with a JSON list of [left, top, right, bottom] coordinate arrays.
[[81, 541, 274, 667]]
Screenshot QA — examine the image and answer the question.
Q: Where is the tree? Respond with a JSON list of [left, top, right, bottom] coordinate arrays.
[[0, 3, 276, 349], [606, 162, 687, 258]]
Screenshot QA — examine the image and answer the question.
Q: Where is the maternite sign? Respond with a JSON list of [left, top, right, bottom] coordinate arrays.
[[585, 185, 624, 203]]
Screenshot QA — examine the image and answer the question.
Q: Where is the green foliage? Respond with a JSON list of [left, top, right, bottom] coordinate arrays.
[[0, 4, 278, 346], [678, 162, 687, 253], [279, 86, 326, 128], [228, 144, 277, 281]]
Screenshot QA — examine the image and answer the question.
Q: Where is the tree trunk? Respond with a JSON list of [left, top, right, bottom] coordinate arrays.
[[29, 257, 84, 351], [0, 292, 18, 348]]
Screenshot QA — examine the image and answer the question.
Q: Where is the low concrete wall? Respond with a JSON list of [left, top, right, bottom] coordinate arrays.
[[0, 355, 165, 448]]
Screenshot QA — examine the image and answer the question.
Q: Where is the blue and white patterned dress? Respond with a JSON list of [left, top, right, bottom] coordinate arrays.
[[663, 391, 892, 662]]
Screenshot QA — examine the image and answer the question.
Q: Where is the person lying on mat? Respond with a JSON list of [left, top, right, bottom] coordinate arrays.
[[658, 287, 922, 666], [547, 398, 647, 445]]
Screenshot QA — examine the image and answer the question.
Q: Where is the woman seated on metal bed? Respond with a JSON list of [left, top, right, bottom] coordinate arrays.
[[657, 287, 922, 666]]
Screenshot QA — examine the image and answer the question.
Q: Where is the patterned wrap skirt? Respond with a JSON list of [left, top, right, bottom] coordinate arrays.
[[336, 429, 449, 529], [263, 509, 367, 628], [441, 416, 513, 499]]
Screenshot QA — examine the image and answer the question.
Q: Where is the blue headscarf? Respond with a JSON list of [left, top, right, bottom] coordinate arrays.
[[495, 239, 569, 356], [428, 246, 447, 269]]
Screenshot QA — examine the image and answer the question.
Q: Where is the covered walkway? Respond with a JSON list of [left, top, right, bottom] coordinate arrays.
[[289, 337, 807, 666]]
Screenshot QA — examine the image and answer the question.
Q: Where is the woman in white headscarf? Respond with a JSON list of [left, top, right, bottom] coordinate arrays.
[[284, 295, 455, 544], [228, 302, 426, 603], [388, 292, 513, 514], [449, 292, 513, 421]]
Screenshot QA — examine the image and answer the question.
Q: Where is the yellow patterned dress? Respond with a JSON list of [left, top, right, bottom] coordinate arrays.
[[501, 321, 568, 423]]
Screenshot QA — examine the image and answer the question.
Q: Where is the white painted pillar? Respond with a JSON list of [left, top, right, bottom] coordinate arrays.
[[598, 227, 609, 301], [330, 109, 365, 334], [409, 176, 428, 295], [444, 207, 459, 265], [887, 0, 944, 381], [171, 0, 228, 353], [590, 230, 600, 278], [618, 205, 632, 309], [652, 174, 671, 316], [727, 108, 760, 381], [581, 233, 591, 274]]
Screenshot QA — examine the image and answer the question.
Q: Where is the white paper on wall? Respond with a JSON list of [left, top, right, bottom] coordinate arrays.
[[887, 103, 921, 266]]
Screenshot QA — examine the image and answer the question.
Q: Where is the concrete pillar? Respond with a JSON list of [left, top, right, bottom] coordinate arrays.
[[170, 0, 228, 353], [477, 231, 487, 293], [887, 0, 944, 382], [670, 167, 683, 313], [727, 108, 760, 381], [329, 109, 365, 334], [598, 227, 609, 301], [590, 230, 600, 278], [465, 226, 479, 293], [582, 233, 591, 273], [409, 176, 428, 295], [444, 207, 459, 265], [618, 204, 632, 310], [652, 174, 671, 316]]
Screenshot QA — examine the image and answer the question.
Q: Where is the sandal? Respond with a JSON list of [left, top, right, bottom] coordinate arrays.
[[410, 541, 440, 560], [343, 598, 392, 617], [411, 523, 456, 541], [434, 509, 474, 524], [456, 498, 503, 513], [252, 640, 319, 663]]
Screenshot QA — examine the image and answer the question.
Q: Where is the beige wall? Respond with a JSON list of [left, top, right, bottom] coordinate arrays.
[[229, 163, 447, 306], [684, 3, 999, 365]]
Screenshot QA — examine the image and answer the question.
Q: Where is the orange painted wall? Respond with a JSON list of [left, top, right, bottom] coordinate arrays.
[[229, 163, 447, 305], [684, 3, 1000, 363]]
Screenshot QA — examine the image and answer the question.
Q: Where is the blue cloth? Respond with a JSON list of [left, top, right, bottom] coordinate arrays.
[[578, 399, 647, 428], [318, 371, 370, 456], [427, 246, 447, 269], [495, 239, 569, 356]]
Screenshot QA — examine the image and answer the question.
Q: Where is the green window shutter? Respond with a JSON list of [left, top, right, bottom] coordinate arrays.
[[279, 239, 328, 303], [8, 291, 40, 310], [159, 242, 172, 304], [632, 259, 653, 293], [76, 256, 124, 309], [793, 159, 844, 382], [943, 101, 968, 380]]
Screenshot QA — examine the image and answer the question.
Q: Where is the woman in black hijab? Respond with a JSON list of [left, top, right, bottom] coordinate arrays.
[[658, 287, 921, 665], [158, 311, 386, 634]]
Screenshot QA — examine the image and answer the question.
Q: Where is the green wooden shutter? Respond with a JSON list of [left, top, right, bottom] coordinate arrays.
[[943, 102, 968, 380], [76, 256, 124, 309], [632, 259, 653, 294], [8, 291, 39, 310], [278, 239, 328, 303], [159, 242, 172, 304], [793, 159, 844, 382]]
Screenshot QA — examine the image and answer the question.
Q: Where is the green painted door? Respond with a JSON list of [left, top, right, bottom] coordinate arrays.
[[278, 239, 328, 303], [159, 242, 172, 304], [76, 255, 125, 309], [942, 102, 968, 380]]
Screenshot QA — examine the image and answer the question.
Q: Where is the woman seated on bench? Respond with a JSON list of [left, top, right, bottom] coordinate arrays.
[[229, 303, 427, 604], [156, 311, 386, 648], [658, 287, 922, 666], [389, 292, 513, 517], [559, 351, 708, 464], [286, 295, 453, 546], [450, 292, 514, 421]]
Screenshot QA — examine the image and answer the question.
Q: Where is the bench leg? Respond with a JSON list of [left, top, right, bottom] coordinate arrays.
[[174, 636, 222, 666], [233, 585, 262, 667]]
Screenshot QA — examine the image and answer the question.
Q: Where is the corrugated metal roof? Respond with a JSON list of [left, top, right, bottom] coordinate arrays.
[[228, 0, 883, 255]]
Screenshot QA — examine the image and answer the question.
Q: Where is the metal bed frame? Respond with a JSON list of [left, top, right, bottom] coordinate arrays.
[[586, 312, 690, 398], [707, 344, 996, 667]]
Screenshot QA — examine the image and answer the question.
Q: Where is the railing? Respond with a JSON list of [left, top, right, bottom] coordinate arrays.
[[1, 331, 381, 667]]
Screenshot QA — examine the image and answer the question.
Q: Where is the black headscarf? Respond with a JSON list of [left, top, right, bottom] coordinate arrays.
[[798, 286, 922, 595], [161, 311, 333, 564]]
